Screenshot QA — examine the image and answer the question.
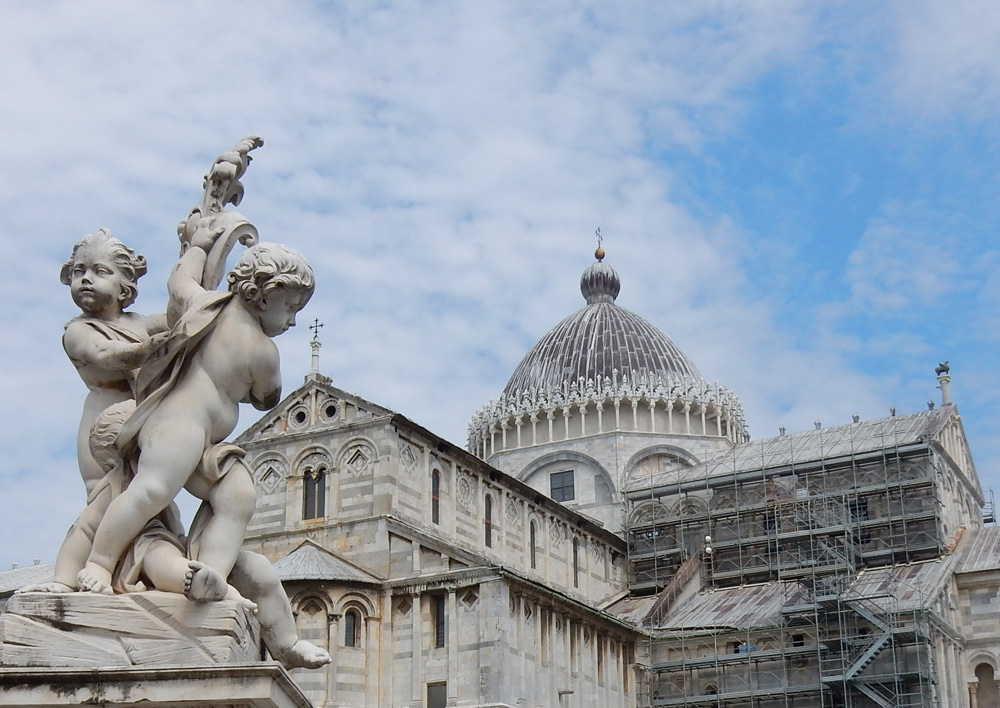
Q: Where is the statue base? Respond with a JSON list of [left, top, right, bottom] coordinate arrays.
[[0, 591, 259, 668], [0, 592, 310, 708], [0, 664, 310, 708]]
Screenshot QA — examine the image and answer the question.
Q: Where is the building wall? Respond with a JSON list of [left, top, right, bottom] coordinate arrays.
[[488, 429, 730, 533], [957, 568, 1000, 707], [234, 382, 640, 708]]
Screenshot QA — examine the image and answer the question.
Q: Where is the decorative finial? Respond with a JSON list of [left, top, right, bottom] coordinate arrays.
[[595, 227, 605, 261], [309, 318, 324, 377], [936, 361, 952, 405]]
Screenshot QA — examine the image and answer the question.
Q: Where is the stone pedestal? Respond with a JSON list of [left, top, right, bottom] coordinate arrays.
[[0, 592, 309, 708], [0, 665, 311, 708]]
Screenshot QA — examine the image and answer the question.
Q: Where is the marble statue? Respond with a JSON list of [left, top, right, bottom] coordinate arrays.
[[18, 137, 330, 671], [59, 229, 168, 498]]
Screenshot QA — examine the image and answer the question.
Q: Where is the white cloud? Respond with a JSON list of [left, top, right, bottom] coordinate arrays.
[[846, 201, 964, 312], [2, 2, 999, 568], [887, 0, 1000, 120]]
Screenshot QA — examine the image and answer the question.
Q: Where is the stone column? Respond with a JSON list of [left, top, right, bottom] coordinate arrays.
[[411, 592, 422, 708], [590, 629, 598, 708], [562, 615, 572, 696], [447, 588, 458, 706], [366, 612, 380, 708], [537, 605, 549, 708], [516, 594, 526, 706], [325, 613, 340, 708], [969, 681, 979, 708], [380, 594, 393, 708]]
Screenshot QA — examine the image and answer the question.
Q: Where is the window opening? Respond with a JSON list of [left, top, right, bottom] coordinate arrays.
[[551, 470, 575, 502], [572, 537, 580, 588], [433, 594, 446, 648], [431, 469, 441, 525], [485, 494, 494, 548], [302, 466, 326, 520], [427, 681, 447, 708], [344, 609, 360, 647], [530, 520, 537, 569]]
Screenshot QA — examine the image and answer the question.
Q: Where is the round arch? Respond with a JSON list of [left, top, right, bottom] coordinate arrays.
[[969, 652, 999, 674], [335, 591, 377, 618], [249, 453, 290, 493], [623, 445, 699, 489], [290, 589, 333, 615], [291, 445, 334, 472], [337, 435, 380, 477], [517, 450, 615, 503]]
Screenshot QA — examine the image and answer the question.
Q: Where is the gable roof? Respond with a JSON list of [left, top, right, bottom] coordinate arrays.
[[0, 562, 55, 596], [236, 376, 393, 445], [271, 539, 382, 584]]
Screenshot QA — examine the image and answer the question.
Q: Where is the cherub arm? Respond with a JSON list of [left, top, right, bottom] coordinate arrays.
[[144, 312, 169, 335], [166, 248, 211, 327], [63, 321, 158, 372]]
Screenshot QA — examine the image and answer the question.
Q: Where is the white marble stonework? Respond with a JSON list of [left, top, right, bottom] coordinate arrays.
[[0, 664, 311, 708], [0, 591, 259, 668]]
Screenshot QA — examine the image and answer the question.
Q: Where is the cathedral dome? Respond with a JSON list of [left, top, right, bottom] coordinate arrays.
[[503, 255, 701, 397], [468, 248, 747, 457]]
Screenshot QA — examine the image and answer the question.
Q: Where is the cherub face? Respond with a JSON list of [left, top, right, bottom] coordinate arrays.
[[68, 244, 127, 317], [256, 287, 309, 337]]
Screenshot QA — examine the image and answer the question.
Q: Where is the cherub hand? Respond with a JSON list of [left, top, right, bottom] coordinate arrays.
[[189, 218, 228, 252], [141, 331, 171, 357]]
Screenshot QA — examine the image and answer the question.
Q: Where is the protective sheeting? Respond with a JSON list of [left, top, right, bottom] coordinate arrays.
[[840, 556, 956, 612], [956, 525, 1000, 573], [634, 407, 953, 493], [655, 581, 790, 630]]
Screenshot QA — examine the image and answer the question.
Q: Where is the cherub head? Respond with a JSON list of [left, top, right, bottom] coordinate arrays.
[[227, 243, 314, 337], [60, 229, 148, 315]]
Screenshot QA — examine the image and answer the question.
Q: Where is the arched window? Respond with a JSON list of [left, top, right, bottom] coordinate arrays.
[[529, 521, 537, 569], [431, 469, 441, 525], [484, 494, 494, 548], [976, 663, 1000, 706], [344, 608, 361, 647], [432, 594, 446, 648], [303, 465, 326, 520], [572, 538, 580, 588]]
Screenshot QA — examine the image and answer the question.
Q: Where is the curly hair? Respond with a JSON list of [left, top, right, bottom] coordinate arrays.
[[60, 228, 148, 309], [226, 242, 314, 305]]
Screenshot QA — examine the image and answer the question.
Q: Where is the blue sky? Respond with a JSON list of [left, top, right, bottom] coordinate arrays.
[[1, 1, 998, 566]]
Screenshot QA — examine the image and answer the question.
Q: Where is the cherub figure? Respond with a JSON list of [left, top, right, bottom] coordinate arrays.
[[60, 229, 167, 498], [78, 241, 314, 596], [23, 401, 330, 670], [21, 401, 252, 605]]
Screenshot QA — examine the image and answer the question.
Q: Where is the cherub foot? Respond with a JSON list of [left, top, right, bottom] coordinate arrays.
[[15, 581, 74, 594], [273, 639, 331, 670], [77, 563, 114, 595], [184, 560, 228, 602], [225, 584, 258, 613]]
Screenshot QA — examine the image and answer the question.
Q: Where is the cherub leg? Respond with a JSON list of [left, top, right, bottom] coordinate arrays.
[[24, 486, 113, 593], [139, 541, 256, 610], [80, 427, 203, 594], [229, 550, 330, 669], [185, 464, 257, 581]]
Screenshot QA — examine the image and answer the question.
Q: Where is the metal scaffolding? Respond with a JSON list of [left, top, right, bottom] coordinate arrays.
[[624, 409, 967, 707]]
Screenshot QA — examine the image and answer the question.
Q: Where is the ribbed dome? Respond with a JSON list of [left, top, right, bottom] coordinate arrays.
[[503, 257, 701, 398]]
